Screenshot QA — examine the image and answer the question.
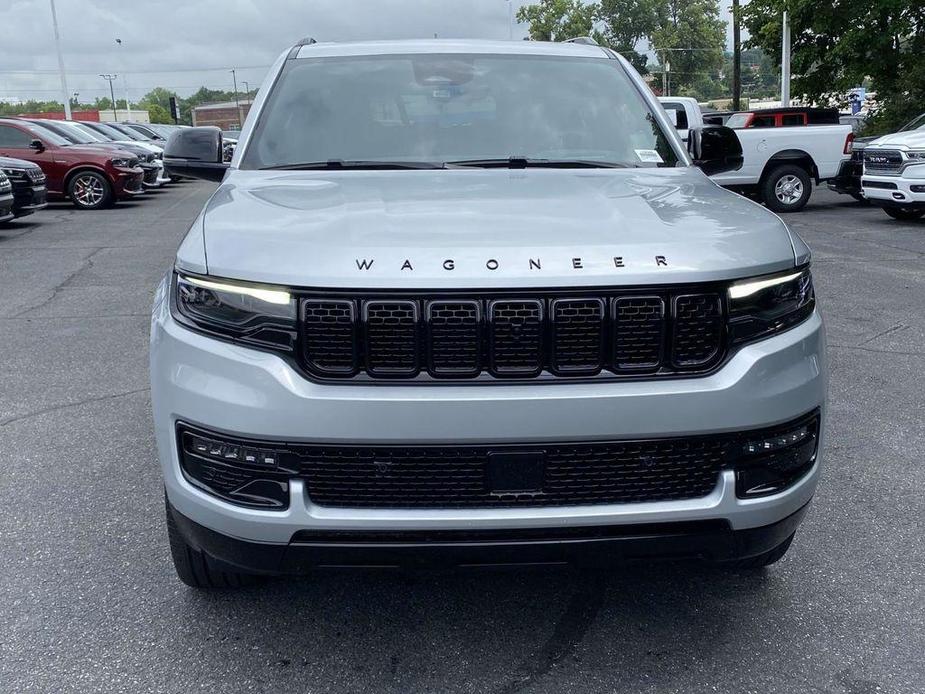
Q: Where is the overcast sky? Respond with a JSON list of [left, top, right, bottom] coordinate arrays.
[[0, 0, 735, 105]]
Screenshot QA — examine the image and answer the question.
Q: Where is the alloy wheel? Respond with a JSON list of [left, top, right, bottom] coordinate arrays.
[[774, 175, 804, 206], [73, 174, 106, 208]]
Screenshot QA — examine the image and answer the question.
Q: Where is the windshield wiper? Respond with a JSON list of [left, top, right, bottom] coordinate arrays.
[[445, 157, 632, 169], [260, 160, 445, 170]]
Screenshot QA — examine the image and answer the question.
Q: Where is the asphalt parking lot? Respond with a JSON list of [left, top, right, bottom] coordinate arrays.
[[0, 182, 922, 694]]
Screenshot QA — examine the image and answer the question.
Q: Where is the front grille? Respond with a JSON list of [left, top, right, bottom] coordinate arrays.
[[299, 439, 725, 508], [299, 288, 727, 381], [864, 150, 903, 173], [26, 168, 45, 184]]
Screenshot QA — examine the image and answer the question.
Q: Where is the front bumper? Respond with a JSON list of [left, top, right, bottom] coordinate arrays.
[[151, 277, 827, 549], [0, 192, 13, 223], [11, 184, 47, 217], [114, 170, 146, 197], [862, 167, 925, 207]]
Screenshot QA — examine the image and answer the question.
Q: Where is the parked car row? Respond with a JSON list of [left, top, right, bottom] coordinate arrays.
[[0, 118, 188, 218]]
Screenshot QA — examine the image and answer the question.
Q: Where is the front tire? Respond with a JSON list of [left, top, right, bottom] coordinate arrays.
[[883, 206, 925, 221], [762, 165, 812, 213], [67, 171, 113, 210], [165, 498, 264, 589]]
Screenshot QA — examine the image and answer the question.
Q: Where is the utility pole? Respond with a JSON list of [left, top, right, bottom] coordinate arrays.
[[508, 0, 513, 40], [100, 74, 118, 121], [781, 10, 791, 106], [48, 0, 72, 119], [116, 38, 132, 121], [732, 0, 742, 111], [230, 68, 242, 129]]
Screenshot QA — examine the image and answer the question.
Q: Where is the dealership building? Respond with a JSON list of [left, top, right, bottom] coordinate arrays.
[[191, 100, 253, 131]]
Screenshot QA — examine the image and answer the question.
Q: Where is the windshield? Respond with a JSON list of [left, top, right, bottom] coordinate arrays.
[[41, 121, 96, 144], [24, 123, 70, 146], [70, 123, 111, 142], [242, 53, 679, 169], [902, 113, 925, 131], [107, 123, 145, 140], [83, 122, 125, 140]]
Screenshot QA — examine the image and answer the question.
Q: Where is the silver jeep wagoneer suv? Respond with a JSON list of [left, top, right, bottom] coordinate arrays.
[[152, 39, 826, 588]]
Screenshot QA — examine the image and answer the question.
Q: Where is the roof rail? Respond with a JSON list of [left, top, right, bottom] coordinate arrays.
[[564, 36, 598, 45], [289, 36, 318, 60]]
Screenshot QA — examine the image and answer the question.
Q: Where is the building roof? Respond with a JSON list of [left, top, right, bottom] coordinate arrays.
[[193, 100, 254, 112]]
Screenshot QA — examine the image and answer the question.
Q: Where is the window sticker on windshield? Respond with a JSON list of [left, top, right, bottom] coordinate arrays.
[[635, 149, 664, 164]]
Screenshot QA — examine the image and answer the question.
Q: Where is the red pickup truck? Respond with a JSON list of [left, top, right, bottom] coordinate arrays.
[[0, 118, 145, 210]]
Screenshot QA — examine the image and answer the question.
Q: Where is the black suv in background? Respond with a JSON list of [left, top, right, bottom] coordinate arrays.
[[0, 156, 47, 220], [0, 171, 13, 224]]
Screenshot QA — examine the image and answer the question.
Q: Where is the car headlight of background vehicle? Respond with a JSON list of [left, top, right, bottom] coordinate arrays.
[[110, 157, 137, 168], [171, 273, 297, 351], [727, 266, 815, 344]]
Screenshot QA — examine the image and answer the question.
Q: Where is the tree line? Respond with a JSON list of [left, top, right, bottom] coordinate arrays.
[[0, 85, 256, 125]]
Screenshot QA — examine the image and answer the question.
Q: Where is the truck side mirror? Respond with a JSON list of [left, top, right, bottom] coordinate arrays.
[[164, 126, 229, 182], [688, 125, 743, 176], [29, 139, 45, 152]]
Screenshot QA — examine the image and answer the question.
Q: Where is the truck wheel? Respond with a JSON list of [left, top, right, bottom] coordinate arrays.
[[165, 498, 264, 589], [67, 171, 113, 210], [727, 533, 795, 570], [762, 165, 812, 213], [883, 206, 925, 221]]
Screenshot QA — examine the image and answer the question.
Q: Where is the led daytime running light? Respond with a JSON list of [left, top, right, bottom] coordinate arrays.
[[181, 274, 291, 305], [728, 271, 803, 300]]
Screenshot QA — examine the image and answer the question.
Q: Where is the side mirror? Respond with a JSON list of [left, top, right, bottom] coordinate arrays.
[[29, 139, 45, 152], [164, 126, 229, 182], [688, 125, 743, 176]]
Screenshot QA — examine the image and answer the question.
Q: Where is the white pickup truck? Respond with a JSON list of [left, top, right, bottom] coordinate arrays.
[[860, 124, 925, 221], [659, 97, 853, 212]]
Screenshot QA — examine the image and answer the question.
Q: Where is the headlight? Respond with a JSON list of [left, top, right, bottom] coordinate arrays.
[[727, 266, 815, 344], [172, 273, 297, 351], [906, 150, 925, 161], [110, 157, 136, 168]]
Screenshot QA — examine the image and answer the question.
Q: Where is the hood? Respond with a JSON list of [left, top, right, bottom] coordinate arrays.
[[0, 156, 41, 171], [869, 130, 925, 149], [192, 167, 799, 289]]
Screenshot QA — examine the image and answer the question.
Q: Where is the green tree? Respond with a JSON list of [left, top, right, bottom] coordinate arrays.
[[742, 0, 925, 134], [597, 0, 659, 72], [516, 0, 601, 42], [650, 0, 726, 94]]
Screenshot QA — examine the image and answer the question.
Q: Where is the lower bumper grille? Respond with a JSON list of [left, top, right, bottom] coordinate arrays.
[[176, 413, 819, 510], [299, 439, 725, 508]]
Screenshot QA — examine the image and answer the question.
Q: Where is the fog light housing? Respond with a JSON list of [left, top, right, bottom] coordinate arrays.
[[734, 415, 819, 497], [177, 426, 297, 509]]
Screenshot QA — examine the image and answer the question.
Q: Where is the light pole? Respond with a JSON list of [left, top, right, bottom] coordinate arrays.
[[230, 68, 242, 129], [781, 10, 791, 106], [115, 38, 132, 121], [100, 74, 118, 121], [48, 0, 72, 119], [507, 0, 513, 40], [732, 0, 741, 111]]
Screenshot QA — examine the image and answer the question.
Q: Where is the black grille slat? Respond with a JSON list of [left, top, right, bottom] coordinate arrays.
[[488, 299, 544, 376], [302, 300, 357, 375], [299, 287, 727, 381], [363, 300, 420, 377], [551, 298, 605, 374], [613, 296, 665, 371], [672, 294, 724, 368], [300, 438, 725, 508], [426, 300, 481, 376]]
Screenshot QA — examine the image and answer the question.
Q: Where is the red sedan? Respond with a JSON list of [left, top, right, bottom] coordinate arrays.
[[0, 118, 145, 210]]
